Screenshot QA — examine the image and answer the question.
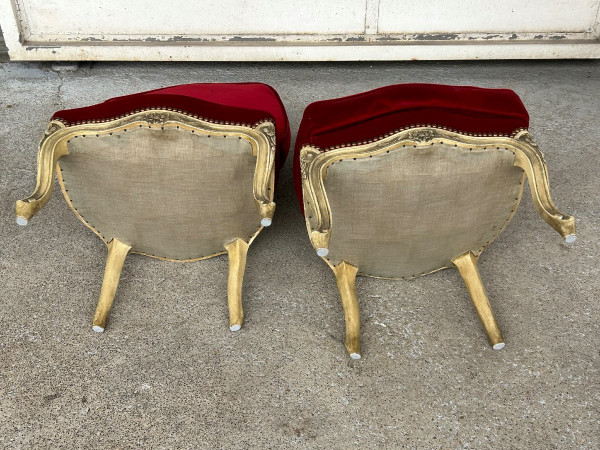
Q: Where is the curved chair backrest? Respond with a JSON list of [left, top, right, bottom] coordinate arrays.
[[302, 128, 529, 279], [54, 112, 276, 261]]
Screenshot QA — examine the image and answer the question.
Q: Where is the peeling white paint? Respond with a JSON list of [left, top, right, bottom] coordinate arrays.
[[1, 0, 599, 60]]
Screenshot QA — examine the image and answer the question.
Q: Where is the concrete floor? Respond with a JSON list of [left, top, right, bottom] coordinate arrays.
[[1, 60, 599, 448]]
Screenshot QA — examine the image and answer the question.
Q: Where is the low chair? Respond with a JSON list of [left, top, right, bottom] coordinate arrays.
[[294, 84, 575, 358], [16, 83, 290, 332]]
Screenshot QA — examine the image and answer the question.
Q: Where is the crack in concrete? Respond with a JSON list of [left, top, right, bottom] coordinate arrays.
[[56, 70, 64, 101], [47, 66, 67, 110]]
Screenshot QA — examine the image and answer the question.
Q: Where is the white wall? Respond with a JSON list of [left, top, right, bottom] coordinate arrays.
[[1, 0, 599, 60]]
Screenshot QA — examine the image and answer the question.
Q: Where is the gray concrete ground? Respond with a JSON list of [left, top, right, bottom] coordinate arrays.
[[1, 60, 599, 449]]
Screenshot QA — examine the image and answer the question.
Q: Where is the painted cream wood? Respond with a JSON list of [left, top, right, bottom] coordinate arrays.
[[1, 0, 599, 60], [18, 0, 367, 37], [378, 0, 598, 34]]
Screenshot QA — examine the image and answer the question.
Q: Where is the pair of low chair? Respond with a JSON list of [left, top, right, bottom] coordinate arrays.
[[16, 83, 575, 359]]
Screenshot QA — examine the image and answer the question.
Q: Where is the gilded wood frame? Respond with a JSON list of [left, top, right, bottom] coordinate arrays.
[[16, 109, 278, 262], [300, 127, 576, 269]]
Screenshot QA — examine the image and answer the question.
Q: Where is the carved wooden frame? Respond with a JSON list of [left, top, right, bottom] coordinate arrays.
[[300, 127, 576, 262], [299, 127, 576, 358], [16, 110, 277, 260], [15, 109, 278, 333]]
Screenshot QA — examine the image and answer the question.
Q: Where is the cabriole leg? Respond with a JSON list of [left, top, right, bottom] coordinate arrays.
[[92, 238, 131, 332], [225, 238, 249, 332], [452, 251, 504, 350], [332, 261, 361, 359]]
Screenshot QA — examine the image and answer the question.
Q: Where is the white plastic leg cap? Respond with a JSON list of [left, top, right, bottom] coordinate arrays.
[[16, 217, 28, 226], [350, 353, 361, 360], [565, 235, 576, 244], [493, 342, 505, 350], [92, 325, 105, 333], [261, 218, 272, 227], [230, 324, 241, 332], [316, 248, 329, 257]]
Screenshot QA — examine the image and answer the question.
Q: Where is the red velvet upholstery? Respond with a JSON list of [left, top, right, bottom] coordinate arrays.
[[53, 83, 290, 172], [293, 83, 529, 209]]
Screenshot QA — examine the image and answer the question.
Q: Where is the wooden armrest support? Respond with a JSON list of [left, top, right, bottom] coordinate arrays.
[[513, 131, 576, 242], [15, 121, 68, 225]]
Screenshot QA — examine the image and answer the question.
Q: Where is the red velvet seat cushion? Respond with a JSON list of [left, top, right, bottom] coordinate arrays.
[[293, 83, 529, 208], [52, 83, 290, 171]]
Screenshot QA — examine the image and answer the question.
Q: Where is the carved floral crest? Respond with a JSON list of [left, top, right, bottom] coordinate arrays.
[[145, 112, 169, 125], [407, 129, 436, 142]]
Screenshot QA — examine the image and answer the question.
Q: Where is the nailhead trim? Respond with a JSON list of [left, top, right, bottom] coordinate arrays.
[[53, 107, 274, 130], [311, 125, 527, 152]]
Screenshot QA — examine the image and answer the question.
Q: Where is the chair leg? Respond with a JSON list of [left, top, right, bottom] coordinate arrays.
[[225, 238, 249, 332], [332, 261, 361, 359], [452, 251, 504, 349], [92, 238, 131, 332]]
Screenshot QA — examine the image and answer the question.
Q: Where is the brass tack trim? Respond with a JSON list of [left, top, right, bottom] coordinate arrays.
[[53, 107, 275, 132], [309, 125, 527, 152]]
